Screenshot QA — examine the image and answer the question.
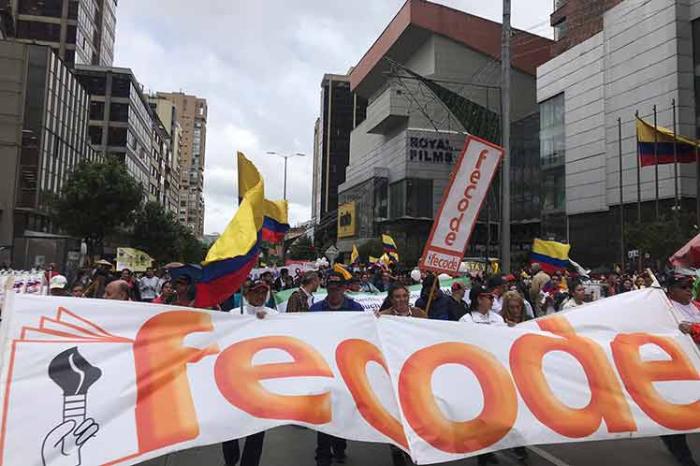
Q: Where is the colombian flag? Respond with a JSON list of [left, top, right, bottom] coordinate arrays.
[[382, 234, 399, 262], [195, 153, 265, 307], [530, 239, 571, 275], [238, 153, 289, 244], [636, 117, 698, 167]]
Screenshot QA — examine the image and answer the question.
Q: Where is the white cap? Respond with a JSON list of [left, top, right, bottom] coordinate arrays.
[[49, 275, 68, 290]]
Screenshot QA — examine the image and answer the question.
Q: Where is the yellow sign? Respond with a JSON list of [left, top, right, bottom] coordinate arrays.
[[337, 202, 357, 238], [116, 248, 154, 272]]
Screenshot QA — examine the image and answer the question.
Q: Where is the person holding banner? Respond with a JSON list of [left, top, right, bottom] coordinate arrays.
[[239, 279, 279, 318], [378, 284, 427, 318], [663, 274, 700, 466]]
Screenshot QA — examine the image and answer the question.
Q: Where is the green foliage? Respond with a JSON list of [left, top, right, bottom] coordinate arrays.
[[50, 159, 142, 256], [288, 235, 316, 260], [132, 201, 206, 264], [625, 213, 698, 264]]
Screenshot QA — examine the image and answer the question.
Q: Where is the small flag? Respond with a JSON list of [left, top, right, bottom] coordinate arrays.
[[351, 245, 359, 265], [369, 256, 379, 264], [636, 117, 698, 167], [530, 238, 571, 275], [333, 263, 353, 281], [382, 234, 399, 262]]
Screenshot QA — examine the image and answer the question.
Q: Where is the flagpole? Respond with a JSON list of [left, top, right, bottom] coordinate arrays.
[[653, 104, 659, 219], [618, 118, 625, 272], [635, 111, 641, 223], [672, 98, 679, 213]]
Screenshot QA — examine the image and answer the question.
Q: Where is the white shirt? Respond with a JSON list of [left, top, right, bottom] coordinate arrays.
[[671, 299, 700, 323], [242, 304, 279, 317], [300, 287, 315, 308], [460, 311, 505, 325], [491, 295, 503, 314], [138, 276, 160, 300]]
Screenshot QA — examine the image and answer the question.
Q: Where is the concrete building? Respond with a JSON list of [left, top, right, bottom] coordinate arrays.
[[0, 41, 95, 268], [74, 65, 155, 193], [336, 0, 552, 265], [0, 2, 14, 39], [6, 0, 117, 67], [157, 92, 207, 238], [149, 95, 182, 216], [536, 0, 700, 266], [311, 72, 368, 246]]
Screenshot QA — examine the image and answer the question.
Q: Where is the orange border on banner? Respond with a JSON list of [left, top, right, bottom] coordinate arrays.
[[419, 134, 504, 274]]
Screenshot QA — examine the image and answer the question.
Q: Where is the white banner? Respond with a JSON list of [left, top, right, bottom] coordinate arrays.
[[0, 289, 699, 465], [420, 135, 503, 274]]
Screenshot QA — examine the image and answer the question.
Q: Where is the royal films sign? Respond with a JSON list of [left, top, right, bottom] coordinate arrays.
[[407, 133, 463, 165]]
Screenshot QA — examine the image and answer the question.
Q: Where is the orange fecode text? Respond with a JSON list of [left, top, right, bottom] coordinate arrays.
[[445, 149, 489, 247]]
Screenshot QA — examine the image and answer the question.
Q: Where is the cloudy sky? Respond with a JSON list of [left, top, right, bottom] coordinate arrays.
[[114, 0, 552, 234]]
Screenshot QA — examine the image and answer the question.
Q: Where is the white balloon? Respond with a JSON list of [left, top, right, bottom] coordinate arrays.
[[438, 273, 451, 281], [410, 269, 422, 283]]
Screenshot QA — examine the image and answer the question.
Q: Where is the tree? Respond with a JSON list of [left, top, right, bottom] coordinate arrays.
[[288, 235, 316, 260], [625, 213, 698, 267], [50, 159, 142, 258], [131, 202, 182, 263], [177, 225, 207, 264]]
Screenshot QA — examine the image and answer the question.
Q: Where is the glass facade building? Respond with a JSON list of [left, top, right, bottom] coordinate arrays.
[[539, 93, 567, 240]]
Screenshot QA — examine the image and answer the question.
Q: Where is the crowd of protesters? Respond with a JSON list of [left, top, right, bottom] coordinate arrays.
[[12, 256, 700, 466]]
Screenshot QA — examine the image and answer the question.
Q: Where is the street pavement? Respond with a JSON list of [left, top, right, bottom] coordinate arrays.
[[136, 426, 700, 466]]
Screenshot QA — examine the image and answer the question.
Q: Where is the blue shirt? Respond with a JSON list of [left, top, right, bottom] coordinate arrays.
[[310, 297, 364, 312]]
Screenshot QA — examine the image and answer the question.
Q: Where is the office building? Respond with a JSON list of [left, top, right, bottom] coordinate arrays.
[[149, 95, 182, 216], [0, 41, 95, 268], [0, 2, 14, 39], [311, 73, 368, 246], [536, 0, 700, 266], [157, 92, 207, 237], [74, 65, 155, 193], [336, 0, 552, 265], [7, 0, 117, 67]]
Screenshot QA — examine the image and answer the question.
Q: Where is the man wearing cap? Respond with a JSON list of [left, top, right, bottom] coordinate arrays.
[[49, 275, 69, 297], [448, 281, 469, 321], [309, 272, 362, 466], [221, 279, 276, 466], [662, 274, 700, 466], [487, 275, 507, 315]]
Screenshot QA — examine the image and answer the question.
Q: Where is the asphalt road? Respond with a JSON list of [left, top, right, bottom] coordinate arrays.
[[136, 427, 700, 466]]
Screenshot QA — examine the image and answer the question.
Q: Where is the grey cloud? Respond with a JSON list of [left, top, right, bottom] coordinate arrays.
[[115, 0, 551, 234]]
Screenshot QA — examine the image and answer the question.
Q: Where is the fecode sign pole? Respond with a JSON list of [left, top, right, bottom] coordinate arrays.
[[419, 135, 505, 276]]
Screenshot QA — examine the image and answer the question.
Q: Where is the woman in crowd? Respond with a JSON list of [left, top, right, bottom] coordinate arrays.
[[152, 280, 175, 304], [378, 284, 426, 318], [501, 291, 528, 327], [460, 285, 505, 325], [562, 280, 586, 310]]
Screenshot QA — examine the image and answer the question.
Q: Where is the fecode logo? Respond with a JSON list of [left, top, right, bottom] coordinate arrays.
[[420, 135, 504, 274], [129, 311, 700, 456]]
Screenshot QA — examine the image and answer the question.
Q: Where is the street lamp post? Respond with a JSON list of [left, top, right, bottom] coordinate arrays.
[[266, 152, 306, 200]]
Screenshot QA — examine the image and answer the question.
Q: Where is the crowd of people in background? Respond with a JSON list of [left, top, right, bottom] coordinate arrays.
[[6, 256, 699, 466]]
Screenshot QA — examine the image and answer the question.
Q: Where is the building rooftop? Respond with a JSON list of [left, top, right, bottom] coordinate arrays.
[[350, 0, 554, 96]]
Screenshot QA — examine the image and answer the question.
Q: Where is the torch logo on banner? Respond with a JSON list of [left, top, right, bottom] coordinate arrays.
[[42, 348, 102, 465]]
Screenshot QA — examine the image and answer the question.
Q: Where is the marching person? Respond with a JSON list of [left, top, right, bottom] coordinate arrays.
[[120, 268, 141, 301], [448, 281, 469, 321], [561, 280, 586, 310], [501, 291, 528, 327], [378, 284, 426, 318], [49, 275, 69, 297], [529, 263, 550, 317], [221, 279, 277, 466], [415, 274, 452, 320], [138, 267, 160, 303], [460, 285, 505, 326], [71, 284, 85, 298], [286, 271, 320, 313], [172, 275, 196, 307], [663, 274, 699, 466], [152, 280, 175, 305], [487, 276, 506, 315], [309, 272, 362, 466], [359, 272, 380, 293], [103, 280, 130, 301]]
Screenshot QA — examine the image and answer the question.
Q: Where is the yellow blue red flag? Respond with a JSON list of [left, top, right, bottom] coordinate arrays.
[[238, 154, 289, 244], [195, 152, 265, 307], [382, 234, 399, 262], [530, 238, 571, 275], [636, 117, 698, 167]]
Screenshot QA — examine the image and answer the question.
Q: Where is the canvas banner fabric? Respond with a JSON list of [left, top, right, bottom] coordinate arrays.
[[0, 289, 699, 466]]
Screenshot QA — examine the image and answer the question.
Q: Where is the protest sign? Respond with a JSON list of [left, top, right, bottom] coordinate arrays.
[[116, 248, 153, 273], [420, 136, 503, 274], [0, 289, 699, 465]]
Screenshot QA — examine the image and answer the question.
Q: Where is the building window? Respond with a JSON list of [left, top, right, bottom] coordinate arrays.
[[107, 127, 127, 146], [554, 18, 567, 42], [109, 102, 129, 122], [82, 75, 106, 95], [540, 94, 565, 168], [88, 126, 103, 145], [89, 101, 104, 120], [389, 179, 433, 219], [16, 20, 61, 42], [18, 0, 63, 17], [111, 76, 131, 98]]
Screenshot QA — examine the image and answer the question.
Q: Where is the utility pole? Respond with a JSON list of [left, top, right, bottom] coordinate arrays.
[[501, 0, 512, 273]]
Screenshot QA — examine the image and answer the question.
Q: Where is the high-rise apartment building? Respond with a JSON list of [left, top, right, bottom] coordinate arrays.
[[157, 92, 207, 237], [149, 95, 182, 216], [7, 0, 117, 67], [311, 73, 367, 246], [0, 41, 95, 268], [74, 65, 155, 194]]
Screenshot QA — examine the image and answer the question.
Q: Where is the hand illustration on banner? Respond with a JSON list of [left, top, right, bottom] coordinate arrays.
[[42, 347, 102, 466], [41, 418, 99, 466]]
